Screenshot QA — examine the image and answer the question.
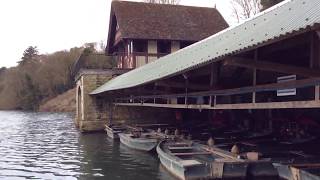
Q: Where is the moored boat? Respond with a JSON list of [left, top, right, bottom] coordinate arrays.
[[119, 132, 159, 151], [157, 140, 248, 180]]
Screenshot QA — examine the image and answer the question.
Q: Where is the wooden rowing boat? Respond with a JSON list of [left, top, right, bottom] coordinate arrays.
[[119, 132, 159, 151], [157, 140, 248, 180], [274, 163, 320, 180]]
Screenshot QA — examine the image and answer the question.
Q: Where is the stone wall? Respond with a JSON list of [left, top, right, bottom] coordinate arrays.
[[110, 106, 175, 125], [75, 72, 113, 132], [75, 70, 175, 132]]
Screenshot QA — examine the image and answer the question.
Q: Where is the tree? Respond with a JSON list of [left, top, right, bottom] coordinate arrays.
[[19, 74, 41, 110], [143, 0, 180, 5], [19, 46, 39, 65], [260, 0, 284, 11], [83, 43, 96, 55], [231, 0, 261, 23], [0, 67, 6, 75]]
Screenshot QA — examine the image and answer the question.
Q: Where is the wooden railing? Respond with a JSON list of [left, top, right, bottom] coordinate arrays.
[[114, 52, 169, 69]]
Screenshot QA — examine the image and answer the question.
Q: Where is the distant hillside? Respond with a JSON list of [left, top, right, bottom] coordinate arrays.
[[39, 87, 76, 112], [0, 43, 114, 111], [0, 46, 82, 110]]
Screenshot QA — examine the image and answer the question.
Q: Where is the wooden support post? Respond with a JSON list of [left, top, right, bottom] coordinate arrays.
[[109, 103, 113, 125], [153, 84, 156, 104], [315, 86, 320, 101], [209, 63, 219, 106], [253, 49, 258, 103], [184, 74, 188, 105], [209, 63, 214, 106], [310, 31, 320, 101]]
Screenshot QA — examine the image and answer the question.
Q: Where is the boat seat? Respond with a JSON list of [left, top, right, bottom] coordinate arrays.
[[241, 142, 257, 147], [290, 151, 312, 157], [169, 146, 193, 151], [172, 152, 212, 156], [180, 160, 202, 167]]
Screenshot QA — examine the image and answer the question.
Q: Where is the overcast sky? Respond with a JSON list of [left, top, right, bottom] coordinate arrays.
[[0, 0, 234, 68]]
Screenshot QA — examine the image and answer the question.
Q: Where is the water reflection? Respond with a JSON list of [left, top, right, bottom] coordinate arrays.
[[0, 111, 174, 180]]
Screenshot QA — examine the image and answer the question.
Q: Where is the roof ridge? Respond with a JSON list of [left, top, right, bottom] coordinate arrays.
[[112, 0, 217, 10]]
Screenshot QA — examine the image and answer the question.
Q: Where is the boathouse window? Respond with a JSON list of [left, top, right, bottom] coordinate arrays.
[[133, 40, 147, 53], [157, 41, 171, 54]]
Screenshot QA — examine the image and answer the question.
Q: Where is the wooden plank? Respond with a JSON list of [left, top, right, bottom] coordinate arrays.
[[117, 77, 320, 101], [213, 101, 320, 109], [253, 49, 258, 103], [292, 163, 320, 168], [202, 146, 244, 161], [115, 100, 320, 110], [310, 31, 320, 101], [185, 77, 188, 105], [224, 58, 320, 78], [108, 103, 113, 124], [155, 81, 210, 91], [172, 152, 212, 156], [316, 86, 320, 101], [209, 63, 215, 106]]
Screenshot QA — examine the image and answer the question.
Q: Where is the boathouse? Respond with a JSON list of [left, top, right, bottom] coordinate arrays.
[[93, 0, 320, 117], [73, 1, 228, 131], [75, 0, 320, 178]]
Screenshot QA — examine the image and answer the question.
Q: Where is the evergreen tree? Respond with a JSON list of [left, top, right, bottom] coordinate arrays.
[[19, 46, 39, 65], [20, 74, 41, 110]]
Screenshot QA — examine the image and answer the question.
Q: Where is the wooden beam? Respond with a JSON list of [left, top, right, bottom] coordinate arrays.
[[311, 31, 320, 101], [209, 63, 218, 106], [122, 88, 168, 95], [115, 100, 320, 110], [155, 81, 210, 91], [185, 76, 188, 105], [120, 77, 320, 100], [224, 58, 320, 77], [187, 66, 212, 77], [253, 50, 258, 103]]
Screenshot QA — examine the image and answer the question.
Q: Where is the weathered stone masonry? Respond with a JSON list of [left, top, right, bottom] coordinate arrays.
[[75, 69, 175, 132]]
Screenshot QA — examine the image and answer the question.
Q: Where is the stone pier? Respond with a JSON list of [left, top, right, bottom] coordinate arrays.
[[75, 69, 114, 132], [75, 69, 175, 132]]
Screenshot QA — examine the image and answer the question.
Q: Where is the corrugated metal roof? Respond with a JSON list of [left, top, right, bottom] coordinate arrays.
[[91, 0, 320, 95]]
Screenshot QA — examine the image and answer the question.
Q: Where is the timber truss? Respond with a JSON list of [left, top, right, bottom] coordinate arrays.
[[112, 30, 320, 110]]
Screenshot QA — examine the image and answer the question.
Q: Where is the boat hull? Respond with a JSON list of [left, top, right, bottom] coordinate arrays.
[[119, 133, 158, 151], [157, 141, 248, 180], [274, 163, 320, 180]]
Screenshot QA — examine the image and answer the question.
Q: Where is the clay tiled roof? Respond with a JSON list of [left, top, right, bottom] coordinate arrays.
[[106, 1, 228, 54]]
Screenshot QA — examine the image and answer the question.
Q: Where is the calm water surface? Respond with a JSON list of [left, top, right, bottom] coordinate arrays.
[[0, 111, 175, 180]]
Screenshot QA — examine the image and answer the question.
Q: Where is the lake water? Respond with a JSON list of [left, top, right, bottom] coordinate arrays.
[[0, 111, 175, 180]]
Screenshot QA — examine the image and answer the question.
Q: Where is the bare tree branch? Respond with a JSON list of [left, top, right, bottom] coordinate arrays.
[[231, 0, 261, 22]]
